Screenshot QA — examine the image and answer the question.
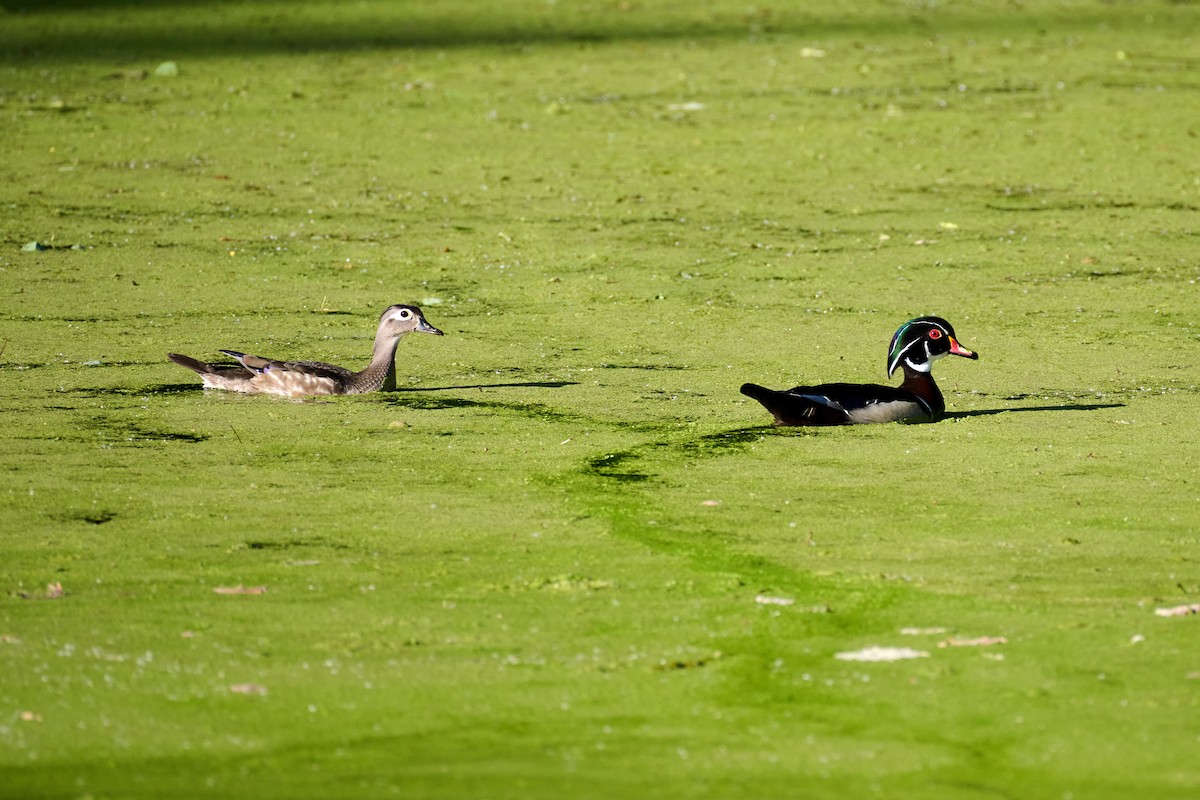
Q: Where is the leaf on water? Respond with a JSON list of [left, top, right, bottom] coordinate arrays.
[[835, 646, 928, 662], [939, 636, 1007, 648], [19, 711, 42, 722], [754, 595, 795, 606], [213, 585, 267, 595], [229, 683, 268, 696], [899, 627, 948, 635], [1, 634, 21, 644], [533, 575, 613, 591], [154, 61, 179, 77], [1154, 603, 1200, 617], [701, 499, 721, 507], [16, 583, 64, 600]]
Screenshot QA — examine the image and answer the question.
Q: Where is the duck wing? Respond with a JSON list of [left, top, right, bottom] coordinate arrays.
[[741, 382, 933, 426], [219, 351, 354, 396]]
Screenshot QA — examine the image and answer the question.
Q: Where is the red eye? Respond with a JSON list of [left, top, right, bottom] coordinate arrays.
[[928, 329, 942, 339]]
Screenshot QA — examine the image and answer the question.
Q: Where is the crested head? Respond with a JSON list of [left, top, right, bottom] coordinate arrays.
[[378, 304, 444, 338], [887, 316, 978, 376]]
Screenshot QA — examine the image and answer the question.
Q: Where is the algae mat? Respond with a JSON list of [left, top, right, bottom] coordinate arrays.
[[2, 1, 1198, 797]]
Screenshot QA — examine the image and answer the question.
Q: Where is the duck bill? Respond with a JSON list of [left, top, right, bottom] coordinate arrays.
[[418, 319, 444, 336], [949, 338, 978, 360]]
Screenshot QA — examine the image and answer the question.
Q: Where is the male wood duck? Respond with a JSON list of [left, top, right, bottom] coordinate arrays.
[[168, 304, 443, 397], [740, 316, 978, 425]]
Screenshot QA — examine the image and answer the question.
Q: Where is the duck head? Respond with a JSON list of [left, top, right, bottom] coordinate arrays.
[[380, 304, 444, 338], [887, 316, 977, 376]]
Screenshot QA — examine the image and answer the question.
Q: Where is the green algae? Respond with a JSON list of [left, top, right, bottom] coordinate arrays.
[[2, 1, 1199, 798]]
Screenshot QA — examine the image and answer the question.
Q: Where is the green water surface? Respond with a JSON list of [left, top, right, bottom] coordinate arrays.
[[2, 1, 1198, 798]]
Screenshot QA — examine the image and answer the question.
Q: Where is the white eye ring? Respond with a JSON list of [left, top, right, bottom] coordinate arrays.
[[399, 309, 412, 319]]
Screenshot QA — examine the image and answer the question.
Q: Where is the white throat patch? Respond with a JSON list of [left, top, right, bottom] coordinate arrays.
[[906, 348, 947, 373]]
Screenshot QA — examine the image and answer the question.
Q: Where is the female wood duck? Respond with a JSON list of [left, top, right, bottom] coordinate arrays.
[[168, 304, 443, 397], [741, 316, 978, 425]]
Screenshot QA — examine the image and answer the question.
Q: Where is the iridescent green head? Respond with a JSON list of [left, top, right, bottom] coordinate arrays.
[[887, 316, 978, 377]]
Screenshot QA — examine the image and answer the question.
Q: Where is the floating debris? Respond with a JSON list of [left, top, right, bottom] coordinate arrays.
[[18, 582, 64, 600], [213, 585, 267, 595], [1154, 603, 1200, 617], [939, 636, 1007, 648], [835, 646, 928, 662], [755, 595, 795, 606], [19, 241, 85, 252], [229, 683, 268, 696]]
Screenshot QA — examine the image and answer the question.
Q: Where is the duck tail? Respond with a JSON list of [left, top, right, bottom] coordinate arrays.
[[167, 352, 213, 374], [740, 382, 848, 426], [739, 383, 774, 403], [740, 382, 791, 424]]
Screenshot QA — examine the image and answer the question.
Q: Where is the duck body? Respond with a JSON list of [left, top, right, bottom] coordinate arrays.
[[168, 304, 442, 397], [741, 316, 977, 426]]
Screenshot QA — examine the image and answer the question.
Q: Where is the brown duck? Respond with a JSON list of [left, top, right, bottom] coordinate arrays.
[[168, 304, 443, 397]]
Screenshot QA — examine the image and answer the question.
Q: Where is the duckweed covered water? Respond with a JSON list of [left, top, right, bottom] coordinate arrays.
[[2, 1, 1198, 797]]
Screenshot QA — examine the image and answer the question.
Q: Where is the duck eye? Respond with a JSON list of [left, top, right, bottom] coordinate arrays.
[[928, 329, 942, 340], [399, 309, 411, 319]]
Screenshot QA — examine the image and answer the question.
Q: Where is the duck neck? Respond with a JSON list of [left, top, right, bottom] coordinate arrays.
[[349, 334, 402, 394], [898, 364, 945, 417]]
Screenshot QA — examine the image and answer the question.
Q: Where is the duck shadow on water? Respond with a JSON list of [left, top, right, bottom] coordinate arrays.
[[736, 401, 1126, 427], [714, 403, 1127, 438], [92, 380, 577, 397], [944, 401, 1125, 420], [391, 380, 578, 393], [385, 381, 583, 421], [66, 383, 212, 397]]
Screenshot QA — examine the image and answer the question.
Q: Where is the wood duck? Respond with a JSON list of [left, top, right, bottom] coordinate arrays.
[[740, 316, 978, 425], [168, 304, 443, 397]]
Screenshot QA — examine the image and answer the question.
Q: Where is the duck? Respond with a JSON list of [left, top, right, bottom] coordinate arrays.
[[168, 304, 443, 397], [740, 316, 978, 425]]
